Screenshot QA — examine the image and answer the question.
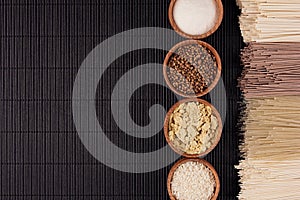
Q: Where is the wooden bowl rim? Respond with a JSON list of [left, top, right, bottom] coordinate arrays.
[[164, 98, 223, 158], [163, 40, 222, 98], [168, 0, 224, 39], [167, 158, 220, 200]]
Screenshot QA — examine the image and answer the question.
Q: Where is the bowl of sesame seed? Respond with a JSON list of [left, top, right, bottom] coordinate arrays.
[[167, 158, 220, 200]]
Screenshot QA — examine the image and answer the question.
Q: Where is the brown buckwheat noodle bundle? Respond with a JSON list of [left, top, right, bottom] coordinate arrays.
[[237, 0, 300, 42], [237, 96, 300, 199], [239, 42, 300, 98]]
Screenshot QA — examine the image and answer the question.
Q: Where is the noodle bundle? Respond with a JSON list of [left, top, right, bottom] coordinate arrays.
[[237, 1, 300, 199], [239, 42, 300, 98], [237, 0, 300, 42], [237, 96, 300, 199]]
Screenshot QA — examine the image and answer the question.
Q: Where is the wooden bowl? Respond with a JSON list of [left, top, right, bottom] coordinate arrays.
[[163, 40, 222, 98], [167, 158, 220, 200], [164, 98, 223, 158], [168, 0, 223, 39]]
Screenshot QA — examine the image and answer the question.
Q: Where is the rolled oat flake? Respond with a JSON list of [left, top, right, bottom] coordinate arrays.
[[173, 0, 217, 35]]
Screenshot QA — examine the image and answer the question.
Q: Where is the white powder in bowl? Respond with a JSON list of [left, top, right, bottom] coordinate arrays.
[[171, 161, 216, 200], [173, 0, 218, 36]]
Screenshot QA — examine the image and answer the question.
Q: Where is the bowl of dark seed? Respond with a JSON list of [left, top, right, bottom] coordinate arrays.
[[163, 40, 221, 97]]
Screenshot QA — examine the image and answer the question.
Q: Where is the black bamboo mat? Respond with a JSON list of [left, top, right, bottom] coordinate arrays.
[[0, 0, 242, 199]]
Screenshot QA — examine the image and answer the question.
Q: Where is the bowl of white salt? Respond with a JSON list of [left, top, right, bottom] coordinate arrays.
[[168, 0, 223, 39], [167, 158, 220, 200]]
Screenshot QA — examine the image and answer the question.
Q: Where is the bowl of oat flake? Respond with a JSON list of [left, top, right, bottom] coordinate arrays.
[[164, 98, 222, 158]]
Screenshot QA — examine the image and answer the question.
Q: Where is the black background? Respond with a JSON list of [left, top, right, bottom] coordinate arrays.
[[0, 0, 242, 199]]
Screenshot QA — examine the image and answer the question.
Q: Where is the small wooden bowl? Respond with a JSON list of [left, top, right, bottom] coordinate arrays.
[[168, 0, 223, 39], [167, 158, 220, 200], [163, 40, 222, 98], [164, 98, 223, 158]]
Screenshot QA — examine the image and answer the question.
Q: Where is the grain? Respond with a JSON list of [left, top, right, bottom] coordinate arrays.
[[166, 44, 218, 95], [171, 161, 216, 200], [168, 101, 219, 154]]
